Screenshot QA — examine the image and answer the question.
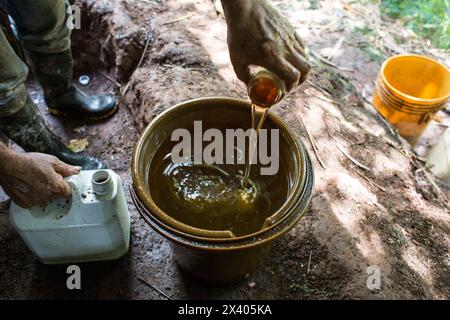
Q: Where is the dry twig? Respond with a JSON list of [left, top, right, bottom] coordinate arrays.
[[162, 13, 195, 26], [310, 50, 354, 72], [307, 250, 312, 275], [99, 71, 121, 88], [306, 80, 332, 97], [305, 88, 337, 104], [137, 275, 172, 300], [374, 111, 397, 137], [422, 169, 448, 203], [361, 96, 399, 139], [319, 18, 341, 33], [355, 171, 386, 192], [334, 138, 370, 171], [381, 137, 411, 159], [326, 36, 345, 60], [122, 22, 152, 96], [295, 112, 327, 170]]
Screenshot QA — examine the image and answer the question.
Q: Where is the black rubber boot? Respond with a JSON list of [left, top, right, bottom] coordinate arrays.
[[0, 95, 106, 170], [27, 49, 117, 120]]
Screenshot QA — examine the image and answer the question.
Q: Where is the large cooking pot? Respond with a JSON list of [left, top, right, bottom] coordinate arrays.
[[131, 97, 314, 284]]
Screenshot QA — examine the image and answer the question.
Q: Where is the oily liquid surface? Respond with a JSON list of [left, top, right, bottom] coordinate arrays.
[[149, 74, 286, 236], [149, 122, 289, 237]]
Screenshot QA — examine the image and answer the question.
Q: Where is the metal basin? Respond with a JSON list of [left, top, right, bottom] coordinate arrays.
[[131, 97, 314, 283]]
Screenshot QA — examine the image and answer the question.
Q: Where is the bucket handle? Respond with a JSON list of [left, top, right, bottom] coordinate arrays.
[[129, 185, 236, 239]]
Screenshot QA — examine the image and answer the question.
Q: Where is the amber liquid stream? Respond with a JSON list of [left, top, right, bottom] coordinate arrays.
[[243, 75, 283, 186]]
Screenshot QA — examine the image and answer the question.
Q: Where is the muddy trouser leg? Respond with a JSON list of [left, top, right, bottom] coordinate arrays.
[[0, 0, 70, 117], [0, 0, 71, 54], [0, 1, 105, 169], [2, 0, 116, 119], [0, 22, 61, 153], [0, 26, 28, 117], [1, 0, 73, 102]]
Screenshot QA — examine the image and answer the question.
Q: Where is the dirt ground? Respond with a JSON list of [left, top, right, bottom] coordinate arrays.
[[0, 0, 449, 299]]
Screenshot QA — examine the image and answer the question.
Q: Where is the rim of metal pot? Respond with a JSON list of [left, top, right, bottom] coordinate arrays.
[[130, 148, 314, 251], [132, 97, 307, 241], [132, 97, 307, 242]]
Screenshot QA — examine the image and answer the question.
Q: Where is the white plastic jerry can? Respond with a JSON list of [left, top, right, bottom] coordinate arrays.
[[9, 170, 131, 264]]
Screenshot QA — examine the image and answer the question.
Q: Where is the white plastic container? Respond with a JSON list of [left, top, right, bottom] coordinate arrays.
[[427, 128, 450, 186], [10, 170, 130, 264]]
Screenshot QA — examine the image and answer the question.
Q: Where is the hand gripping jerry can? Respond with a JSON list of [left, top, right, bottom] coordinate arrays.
[[9, 170, 130, 264]]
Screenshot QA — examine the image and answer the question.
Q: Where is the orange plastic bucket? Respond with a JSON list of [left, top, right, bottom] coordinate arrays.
[[373, 54, 450, 145]]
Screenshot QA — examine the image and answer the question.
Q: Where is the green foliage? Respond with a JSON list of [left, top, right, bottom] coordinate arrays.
[[380, 0, 450, 49]]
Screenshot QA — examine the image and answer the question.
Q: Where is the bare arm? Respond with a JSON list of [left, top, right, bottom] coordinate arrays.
[[221, 0, 310, 90], [0, 141, 80, 208]]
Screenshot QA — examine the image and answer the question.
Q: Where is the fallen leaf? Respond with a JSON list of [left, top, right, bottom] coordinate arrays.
[[68, 138, 89, 153]]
